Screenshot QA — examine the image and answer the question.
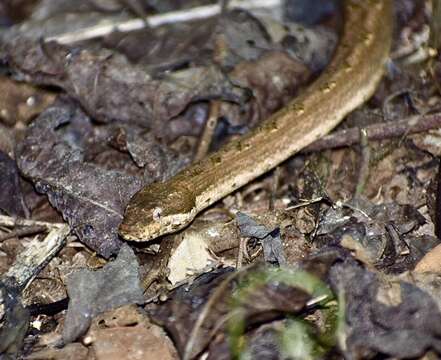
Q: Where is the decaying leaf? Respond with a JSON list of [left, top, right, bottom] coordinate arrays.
[[0, 150, 28, 218], [63, 244, 144, 343], [84, 305, 178, 360], [16, 99, 143, 257], [236, 212, 286, 265], [316, 199, 433, 272], [328, 252, 441, 358], [3, 1, 441, 359], [0, 38, 249, 131]]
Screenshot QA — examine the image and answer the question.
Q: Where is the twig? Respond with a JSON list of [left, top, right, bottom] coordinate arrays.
[[183, 265, 254, 360], [435, 158, 441, 240], [269, 166, 281, 211], [45, 0, 281, 44], [285, 197, 324, 211], [236, 237, 247, 269], [306, 294, 329, 307], [302, 113, 441, 153], [354, 128, 371, 197], [0, 215, 65, 230], [27, 297, 69, 316], [194, 101, 221, 162], [4, 224, 70, 290], [430, 0, 441, 50], [0, 225, 47, 242], [0, 224, 69, 357]]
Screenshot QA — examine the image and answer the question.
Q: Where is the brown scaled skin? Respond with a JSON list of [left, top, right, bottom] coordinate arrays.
[[119, 0, 393, 242]]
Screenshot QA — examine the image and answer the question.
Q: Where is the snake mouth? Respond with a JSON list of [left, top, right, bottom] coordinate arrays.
[[119, 208, 197, 242], [119, 221, 160, 242], [118, 206, 160, 241], [118, 205, 190, 241]]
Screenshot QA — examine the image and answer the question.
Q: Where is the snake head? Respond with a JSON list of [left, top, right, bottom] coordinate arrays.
[[119, 181, 197, 241]]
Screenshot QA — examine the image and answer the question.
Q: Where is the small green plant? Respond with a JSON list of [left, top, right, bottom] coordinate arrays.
[[228, 267, 343, 360]]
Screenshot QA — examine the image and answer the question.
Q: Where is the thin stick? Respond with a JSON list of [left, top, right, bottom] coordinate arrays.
[[0, 215, 65, 230], [0, 225, 47, 242], [183, 265, 255, 360], [354, 128, 371, 197], [435, 157, 441, 240], [303, 113, 441, 153], [4, 224, 70, 290], [285, 197, 324, 211], [45, 0, 281, 44], [236, 237, 246, 269], [194, 101, 221, 162]]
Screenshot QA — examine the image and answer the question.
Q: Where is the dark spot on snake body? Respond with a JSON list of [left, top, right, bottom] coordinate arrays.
[[231, 183, 237, 189], [291, 104, 305, 115], [205, 197, 211, 203], [343, 60, 353, 73], [264, 120, 279, 132], [339, 43, 350, 51], [212, 155, 222, 165], [320, 81, 336, 94], [363, 33, 373, 45], [188, 167, 203, 177]]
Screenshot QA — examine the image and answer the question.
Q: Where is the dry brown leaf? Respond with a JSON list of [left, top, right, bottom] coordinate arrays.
[[85, 305, 178, 360], [414, 243, 441, 273]]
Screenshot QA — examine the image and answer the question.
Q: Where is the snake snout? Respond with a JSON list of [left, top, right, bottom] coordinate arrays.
[[119, 181, 196, 242]]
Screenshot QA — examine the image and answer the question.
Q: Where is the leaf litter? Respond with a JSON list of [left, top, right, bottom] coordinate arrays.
[[2, 0, 441, 359]]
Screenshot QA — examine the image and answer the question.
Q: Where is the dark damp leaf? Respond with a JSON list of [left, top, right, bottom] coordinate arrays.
[[62, 244, 144, 343]]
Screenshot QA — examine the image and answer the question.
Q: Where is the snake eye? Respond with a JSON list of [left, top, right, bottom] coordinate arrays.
[[152, 207, 162, 221]]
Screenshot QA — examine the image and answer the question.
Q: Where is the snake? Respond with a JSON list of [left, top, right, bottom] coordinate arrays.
[[119, 0, 393, 242]]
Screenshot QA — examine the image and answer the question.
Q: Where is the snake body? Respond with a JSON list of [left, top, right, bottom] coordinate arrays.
[[119, 0, 393, 242]]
